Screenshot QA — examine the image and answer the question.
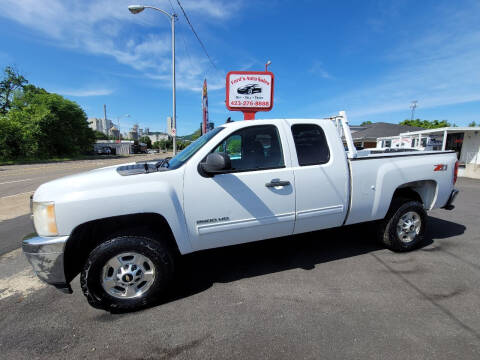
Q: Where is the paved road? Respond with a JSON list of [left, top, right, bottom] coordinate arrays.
[[0, 178, 479, 359], [0, 154, 161, 198], [0, 215, 33, 256]]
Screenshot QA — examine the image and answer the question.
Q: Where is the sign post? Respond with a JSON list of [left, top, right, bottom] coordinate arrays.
[[202, 78, 209, 134], [226, 71, 274, 120]]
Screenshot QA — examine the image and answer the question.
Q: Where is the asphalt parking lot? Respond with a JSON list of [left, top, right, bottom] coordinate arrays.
[[0, 174, 479, 359]]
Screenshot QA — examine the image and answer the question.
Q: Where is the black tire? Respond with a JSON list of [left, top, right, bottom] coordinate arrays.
[[80, 235, 174, 312], [378, 198, 427, 252]]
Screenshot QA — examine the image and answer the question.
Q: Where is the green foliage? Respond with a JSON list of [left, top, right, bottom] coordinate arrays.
[[177, 140, 188, 150], [181, 129, 201, 141], [0, 115, 23, 159], [0, 66, 28, 115], [94, 131, 109, 140], [360, 121, 372, 126], [152, 137, 188, 151], [399, 119, 451, 129], [468, 121, 478, 127], [0, 68, 95, 161], [154, 138, 172, 150], [139, 136, 152, 148], [227, 137, 241, 155], [190, 129, 202, 141]]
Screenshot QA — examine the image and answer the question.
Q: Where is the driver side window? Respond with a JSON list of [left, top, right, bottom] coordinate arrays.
[[213, 125, 284, 172]]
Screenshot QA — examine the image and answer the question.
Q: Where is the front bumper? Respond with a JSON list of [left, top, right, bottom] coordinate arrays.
[[22, 235, 72, 294], [442, 188, 459, 210]]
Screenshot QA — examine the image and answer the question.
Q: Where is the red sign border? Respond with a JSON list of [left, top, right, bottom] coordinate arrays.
[[226, 71, 274, 114]]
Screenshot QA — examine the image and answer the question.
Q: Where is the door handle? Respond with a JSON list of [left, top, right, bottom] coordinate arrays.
[[265, 179, 291, 187]]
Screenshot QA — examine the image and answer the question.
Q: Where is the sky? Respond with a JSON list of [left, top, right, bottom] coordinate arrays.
[[1, 0, 479, 135]]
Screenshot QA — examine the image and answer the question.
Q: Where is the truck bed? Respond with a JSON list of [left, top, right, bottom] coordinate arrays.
[[345, 150, 457, 225]]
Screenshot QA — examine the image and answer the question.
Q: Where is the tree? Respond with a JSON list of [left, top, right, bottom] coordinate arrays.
[[0, 115, 23, 159], [4, 84, 95, 159], [0, 66, 28, 115], [360, 121, 372, 126], [94, 130, 109, 140], [468, 121, 477, 127], [399, 119, 450, 129], [139, 136, 152, 148], [191, 129, 202, 141]]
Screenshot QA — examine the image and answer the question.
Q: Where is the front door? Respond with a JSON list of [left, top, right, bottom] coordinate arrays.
[[184, 124, 295, 251]]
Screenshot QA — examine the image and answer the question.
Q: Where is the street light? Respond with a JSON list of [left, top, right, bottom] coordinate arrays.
[[265, 60, 271, 72], [128, 4, 178, 155]]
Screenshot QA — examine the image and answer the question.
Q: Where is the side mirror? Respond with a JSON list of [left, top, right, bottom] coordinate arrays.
[[200, 153, 231, 176]]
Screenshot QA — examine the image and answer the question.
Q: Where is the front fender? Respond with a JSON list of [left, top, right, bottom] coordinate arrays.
[[41, 169, 192, 254]]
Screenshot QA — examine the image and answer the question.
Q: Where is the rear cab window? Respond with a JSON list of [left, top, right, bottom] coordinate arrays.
[[291, 124, 330, 166]]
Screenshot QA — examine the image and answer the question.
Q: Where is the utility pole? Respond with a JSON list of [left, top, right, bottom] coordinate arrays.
[[410, 100, 418, 121]]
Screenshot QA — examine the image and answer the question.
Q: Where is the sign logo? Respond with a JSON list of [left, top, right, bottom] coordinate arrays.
[[226, 71, 274, 120]]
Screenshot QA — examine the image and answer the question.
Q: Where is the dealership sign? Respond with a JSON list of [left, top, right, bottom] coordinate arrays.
[[226, 71, 274, 119]]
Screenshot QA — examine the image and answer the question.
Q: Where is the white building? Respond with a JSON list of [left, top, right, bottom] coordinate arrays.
[[166, 116, 174, 136], [377, 127, 480, 179], [88, 117, 114, 135], [147, 133, 169, 143]]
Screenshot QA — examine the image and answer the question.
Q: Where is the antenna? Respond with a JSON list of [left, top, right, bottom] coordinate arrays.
[[410, 100, 418, 121]]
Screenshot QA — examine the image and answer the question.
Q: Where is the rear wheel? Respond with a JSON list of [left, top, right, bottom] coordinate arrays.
[[378, 199, 427, 252], [80, 234, 174, 312]]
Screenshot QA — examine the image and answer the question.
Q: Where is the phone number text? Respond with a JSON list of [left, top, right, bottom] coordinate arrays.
[[230, 100, 270, 107]]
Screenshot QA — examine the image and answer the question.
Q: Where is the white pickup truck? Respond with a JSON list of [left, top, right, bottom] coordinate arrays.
[[23, 112, 459, 311]]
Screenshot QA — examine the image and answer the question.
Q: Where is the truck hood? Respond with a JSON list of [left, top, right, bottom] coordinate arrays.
[[33, 162, 167, 202]]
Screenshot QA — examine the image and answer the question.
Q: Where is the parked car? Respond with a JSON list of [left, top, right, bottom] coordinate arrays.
[[97, 146, 113, 155], [237, 84, 262, 95], [23, 112, 459, 312]]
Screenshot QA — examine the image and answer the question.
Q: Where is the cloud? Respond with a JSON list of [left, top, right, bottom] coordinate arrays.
[[309, 61, 332, 79], [0, 0, 235, 92], [52, 87, 114, 97]]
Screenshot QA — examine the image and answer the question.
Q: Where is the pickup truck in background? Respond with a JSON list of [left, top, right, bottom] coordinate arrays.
[[23, 111, 459, 312]]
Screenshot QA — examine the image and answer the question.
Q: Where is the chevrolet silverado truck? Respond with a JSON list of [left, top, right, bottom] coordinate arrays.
[[23, 111, 459, 311]]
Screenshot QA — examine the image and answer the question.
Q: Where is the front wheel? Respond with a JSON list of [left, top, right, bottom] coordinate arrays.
[[378, 199, 427, 252], [80, 235, 174, 312]]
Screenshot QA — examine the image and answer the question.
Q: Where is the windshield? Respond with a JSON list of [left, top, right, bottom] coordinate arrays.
[[167, 127, 224, 170]]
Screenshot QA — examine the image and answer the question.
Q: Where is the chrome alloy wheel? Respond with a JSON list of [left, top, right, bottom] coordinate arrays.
[[101, 252, 156, 299], [397, 211, 422, 243]]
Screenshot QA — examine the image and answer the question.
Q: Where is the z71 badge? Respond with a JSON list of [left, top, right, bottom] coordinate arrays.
[[434, 164, 448, 171]]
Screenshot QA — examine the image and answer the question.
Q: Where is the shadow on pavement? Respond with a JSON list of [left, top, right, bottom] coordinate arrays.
[[139, 215, 465, 311], [425, 216, 466, 240]]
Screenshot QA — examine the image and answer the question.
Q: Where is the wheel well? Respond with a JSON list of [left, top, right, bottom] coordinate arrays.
[[391, 180, 437, 209], [392, 187, 423, 204], [63, 213, 179, 284]]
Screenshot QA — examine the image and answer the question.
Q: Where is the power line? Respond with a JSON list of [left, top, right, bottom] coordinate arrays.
[[178, 22, 195, 72], [175, 0, 217, 70], [167, 0, 175, 13]]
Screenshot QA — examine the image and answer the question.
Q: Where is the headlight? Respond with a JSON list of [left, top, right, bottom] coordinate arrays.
[[32, 202, 58, 236]]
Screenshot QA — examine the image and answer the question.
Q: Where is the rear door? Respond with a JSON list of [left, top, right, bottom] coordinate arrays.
[[288, 121, 349, 233], [183, 123, 296, 251]]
